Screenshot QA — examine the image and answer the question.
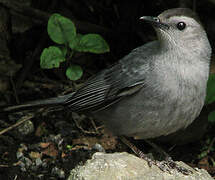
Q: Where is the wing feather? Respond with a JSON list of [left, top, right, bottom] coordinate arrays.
[[64, 42, 155, 112]]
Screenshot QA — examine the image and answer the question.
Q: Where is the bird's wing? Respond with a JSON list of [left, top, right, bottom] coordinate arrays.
[[64, 43, 155, 112]]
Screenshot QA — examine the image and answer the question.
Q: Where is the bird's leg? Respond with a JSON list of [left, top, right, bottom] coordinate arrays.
[[144, 139, 192, 175], [119, 136, 154, 167], [119, 136, 192, 175]]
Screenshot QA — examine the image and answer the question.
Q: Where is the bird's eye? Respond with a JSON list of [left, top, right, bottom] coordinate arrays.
[[153, 17, 160, 23], [177, 22, 186, 30]]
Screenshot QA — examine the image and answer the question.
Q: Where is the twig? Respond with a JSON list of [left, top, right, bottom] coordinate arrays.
[[90, 117, 103, 133], [0, 113, 34, 135], [73, 116, 99, 135], [207, 137, 215, 153], [0, 161, 21, 168], [10, 75, 19, 104], [71, 144, 90, 151]]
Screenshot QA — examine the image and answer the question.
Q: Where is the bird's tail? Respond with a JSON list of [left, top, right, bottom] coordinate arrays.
[[1, 93, 75, 112]]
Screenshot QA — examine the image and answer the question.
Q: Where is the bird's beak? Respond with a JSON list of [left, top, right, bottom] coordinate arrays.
[[139, 16, 169, 30]]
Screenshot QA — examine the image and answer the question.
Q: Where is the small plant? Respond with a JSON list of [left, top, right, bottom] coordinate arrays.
[[205, 74, 215, 123], [40, 13, 110, 81]]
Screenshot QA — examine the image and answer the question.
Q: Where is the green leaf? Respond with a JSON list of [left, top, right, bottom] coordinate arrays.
[[75, 34, 110, 54], [66, 65, 83, 81], [47, 13, 76, 44], [206, 74, 215, 104], [69, 33, 83, 50], [198, 150, 208, 159], [40, 46, 66, 69], [208, 111, 215, 123]]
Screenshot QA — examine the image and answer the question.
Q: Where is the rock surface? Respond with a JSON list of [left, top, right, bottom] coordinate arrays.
[[68, 152, 213, 180]]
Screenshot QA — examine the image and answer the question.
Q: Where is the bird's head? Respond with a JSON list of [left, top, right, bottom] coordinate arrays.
[[140, 8, 211, 56]]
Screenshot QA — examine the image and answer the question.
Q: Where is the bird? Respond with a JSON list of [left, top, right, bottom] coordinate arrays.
[[3, 8, 211, 141]]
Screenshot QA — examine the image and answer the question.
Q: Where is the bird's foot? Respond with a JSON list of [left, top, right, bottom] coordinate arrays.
[[154, 156, 192, 175], [137, 153, 193, 175], [119, 136, 192, 175]]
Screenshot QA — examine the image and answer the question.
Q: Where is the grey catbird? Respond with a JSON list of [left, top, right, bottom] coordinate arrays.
[[3, 8, 211, 140]]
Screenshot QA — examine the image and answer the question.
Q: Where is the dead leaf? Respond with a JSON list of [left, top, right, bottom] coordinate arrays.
[[40, 142, 51, 149], [29, 151, 42, 159], [42, 143, 58, 157]]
